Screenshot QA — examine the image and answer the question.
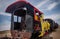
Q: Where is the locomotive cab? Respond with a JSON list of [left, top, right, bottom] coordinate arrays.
[[11, 7, 34, 32], [12, 8, 26, 31]]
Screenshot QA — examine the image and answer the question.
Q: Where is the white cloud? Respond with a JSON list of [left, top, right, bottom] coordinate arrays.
[[16, 0, 27, 1], [0, 22, 11, 31], [0, 12, 17, 18], [0, 12, 11, 16], [36, 0, 49, 8], [0, 12, 11, 31], [46, 2, 58, 10], [44, 13, 60, 21]]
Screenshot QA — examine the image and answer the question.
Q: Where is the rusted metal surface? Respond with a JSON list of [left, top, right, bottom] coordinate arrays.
[[11, 30, 31, 39]]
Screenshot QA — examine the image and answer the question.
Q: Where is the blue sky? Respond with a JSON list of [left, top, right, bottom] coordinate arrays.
[[0, 0, 60, 31]]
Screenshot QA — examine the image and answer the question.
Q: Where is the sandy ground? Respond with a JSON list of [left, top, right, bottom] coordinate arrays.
[[49, 26, 60, 39], [0, 26, 60, 39]]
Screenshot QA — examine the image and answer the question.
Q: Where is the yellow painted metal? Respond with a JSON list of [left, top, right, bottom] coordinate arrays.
[[38, 14, 50, 37]]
